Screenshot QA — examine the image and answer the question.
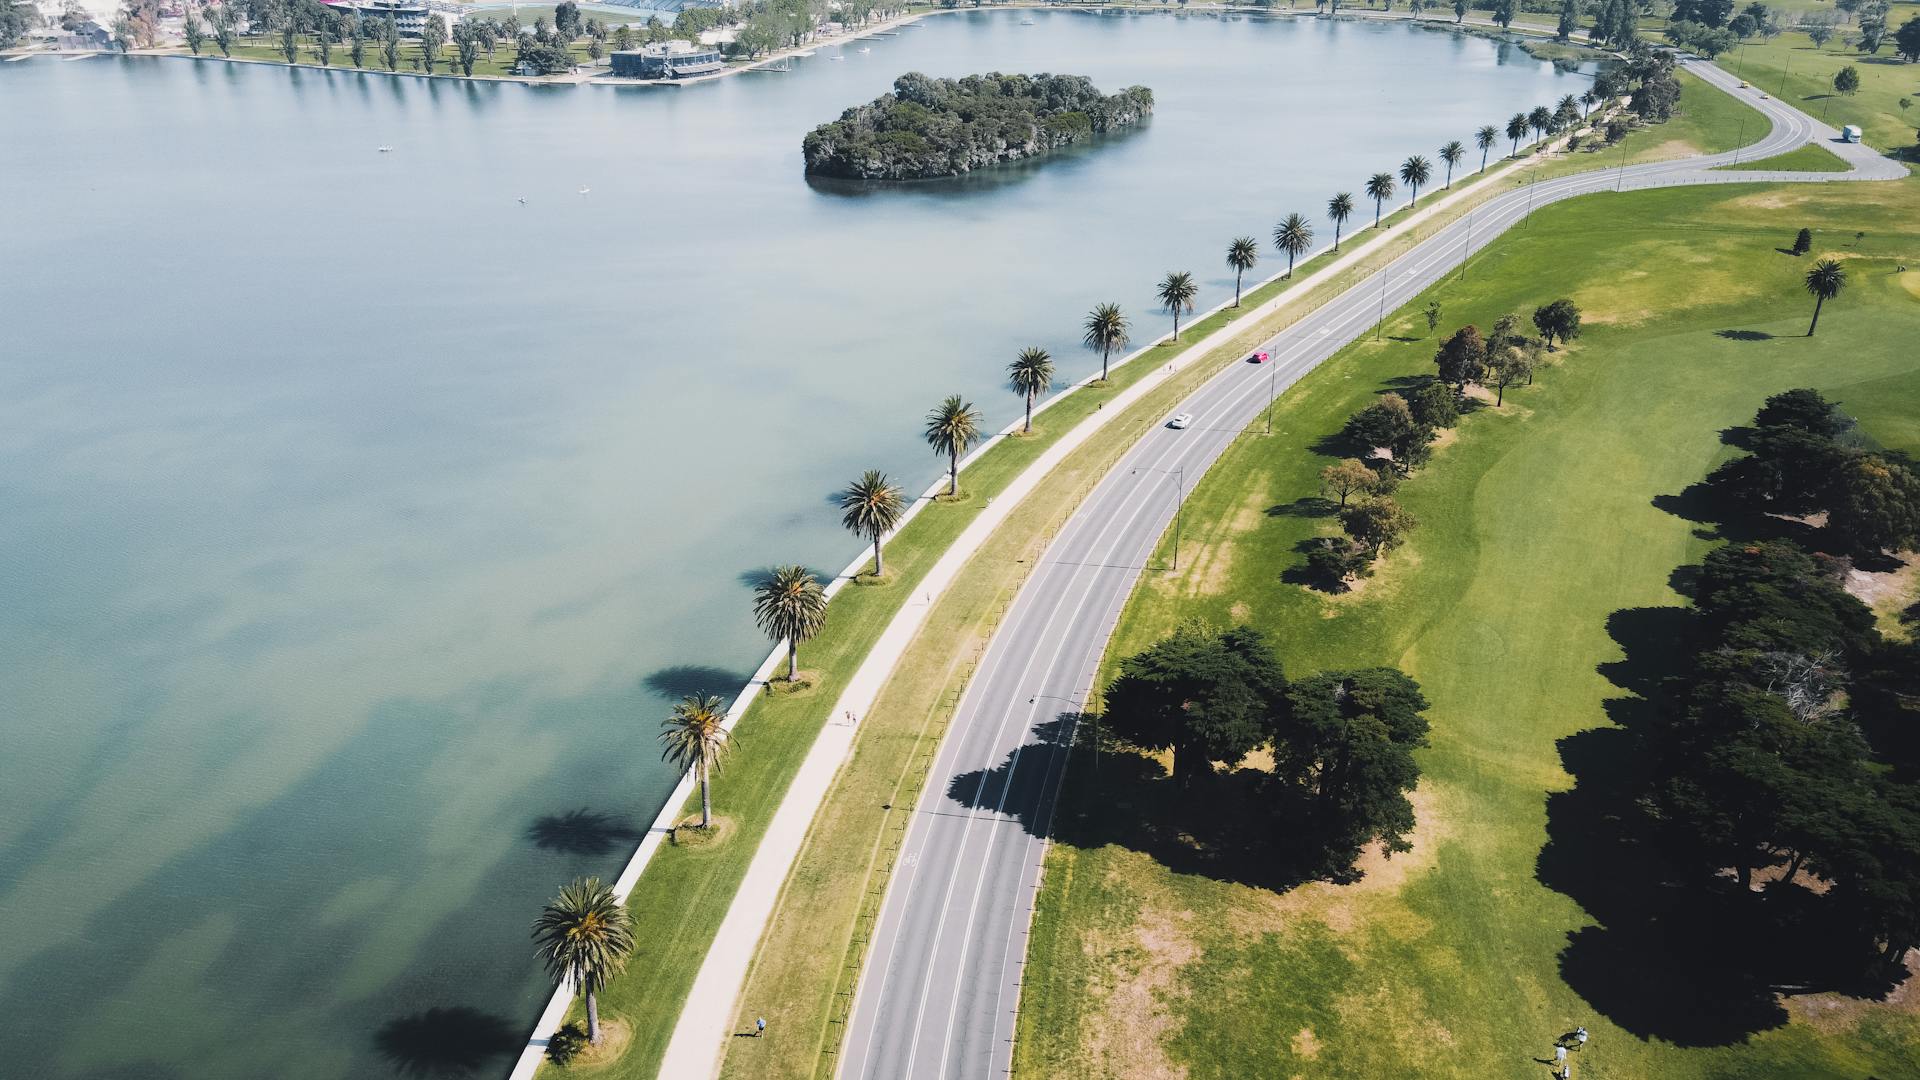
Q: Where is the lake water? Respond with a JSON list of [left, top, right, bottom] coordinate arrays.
[[0, 13, 1585, 1078]]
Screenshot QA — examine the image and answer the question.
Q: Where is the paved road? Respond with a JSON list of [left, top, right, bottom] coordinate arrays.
[[836, 63, 1902, 1080]]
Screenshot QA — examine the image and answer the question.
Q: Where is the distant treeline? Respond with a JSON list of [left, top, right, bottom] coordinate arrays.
[[802, 72, 1154, 181]]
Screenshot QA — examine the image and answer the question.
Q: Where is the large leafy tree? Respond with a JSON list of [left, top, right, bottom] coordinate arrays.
[[1082, 302, 1130, 382], [1272, 213, 1314, 279], [924, 394, 982, 496], [839, 469, 904, 576], [1225, 237, 1259, 306], [1327, 191, 1355, 252], [753, 564, 827, 679], [1157, 270, 1198, 340], [1804, 258, 1847, 336], [1320, 459, 1379, 508], [1270, 668, 1431, 874], [1102, 624, 1287, 788], [1007, 346, 1055, 434], [1434, 324, 1486, 391], [659, 693, 733, 828], [1341, 496, 1416, 554], [531, 878, 634, 1045], [1830, 453, 1920, 556], [1531, 298, 1582, 350], [1364, 172, 1396, 227]]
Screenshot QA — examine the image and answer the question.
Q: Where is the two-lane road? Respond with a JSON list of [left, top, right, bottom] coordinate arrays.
[[836, 62, 1902, 1080]]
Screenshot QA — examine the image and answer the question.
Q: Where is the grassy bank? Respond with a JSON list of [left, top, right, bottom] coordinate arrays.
[[1716, 140, 1852, 171], [1526, 68, 1767, 180], [1016, 174, 1920, 1079]]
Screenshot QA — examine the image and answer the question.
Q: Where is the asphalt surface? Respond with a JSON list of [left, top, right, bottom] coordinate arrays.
[[836, 62, 1902, 1080]]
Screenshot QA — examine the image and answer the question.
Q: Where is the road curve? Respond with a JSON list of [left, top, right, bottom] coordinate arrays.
[[836, 62, 1903, 1080]]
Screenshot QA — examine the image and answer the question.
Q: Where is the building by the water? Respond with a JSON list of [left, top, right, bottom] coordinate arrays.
[[610, 40, 726, 79], [321, 0, 437, 37]]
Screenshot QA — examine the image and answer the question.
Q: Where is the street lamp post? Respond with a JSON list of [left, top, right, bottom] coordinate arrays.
[[1374, 270, 1389, 340], [1129, 464, 1185, 571]]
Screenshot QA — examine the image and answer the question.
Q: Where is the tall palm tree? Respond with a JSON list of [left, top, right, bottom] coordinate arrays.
[[1580, 87, 1598, 117], [1438, 140, 1465, 189], [1475, 124, 1498, 172], [839, 469, 903, 576], [1804, 259, 1847, 336], [1225, 237, 1259, 306], [1007, 346, 1055, 434], [1558, 93, 1580, 121], [1272, 213, 1314, 278], [1506, 112, 1528, 157], [1328, 192, 1355, 252], [531, 878, 633, 1046], [1157, 270, 1198, 340], [1365, 172, 1396, 227], [1082, 302, 1130, 382], [924, 394, 982, 496], [753, 564, 826, 679], [659, 693, 733, 828], [1399, 155, 1432, 209], [1528, 105, 1552, 145]]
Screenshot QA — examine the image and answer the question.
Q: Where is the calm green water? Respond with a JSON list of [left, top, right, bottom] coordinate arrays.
[[0, 13, 1584, 1078]]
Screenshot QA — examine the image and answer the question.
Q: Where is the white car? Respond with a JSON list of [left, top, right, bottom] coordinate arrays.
[[1167, 413, 1193, 429]]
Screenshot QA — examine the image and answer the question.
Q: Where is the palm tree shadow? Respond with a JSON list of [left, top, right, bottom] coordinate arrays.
[[737, 565, 837, 590], [1715, 329, 1774, 341], [644, 664, 749, 702], [525, 808, 643, 856], [372, 1005, 520, 1077]]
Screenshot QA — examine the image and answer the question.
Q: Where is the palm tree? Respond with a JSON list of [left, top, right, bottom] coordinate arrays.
[[1272, 213, 1314, 278], [1225, 237, 1259, 306], [1157, 270, 1198, 340], [1328, 192, 1355, 252], [659, 693, 733, 828], [924, 394, 982, 496], [531, 878, 634, 1046], [1804, 259, 1847, 336], [1007, 346, 1055, 434], [1558, 93, 1579, 121], [1580, 87, 1598, 117], [1506, 112, 1528, 157], [1365, 172, 1396, 227], [1475, 124, 1498, 172], [1439, 140, 1465, 189], [1528, 105, 1552, 145], [839, 469, 903, 576], [1399, 155, 1432, 209], [1082, 302, 1130, 382], [753, 564, 826, 679]]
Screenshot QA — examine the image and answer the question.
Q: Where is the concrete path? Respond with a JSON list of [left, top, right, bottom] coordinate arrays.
[[835, 62, 1902, 1080]]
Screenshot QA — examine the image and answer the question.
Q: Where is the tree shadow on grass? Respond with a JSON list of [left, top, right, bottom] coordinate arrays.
[[372, 1006, 521, 1078], [525, 808, 643, 857], [957, 715, 1325, 893], [1540, 594, 1905, 1045], [1715, 329, 1775, 341], [1266, 495, 1339, 518]]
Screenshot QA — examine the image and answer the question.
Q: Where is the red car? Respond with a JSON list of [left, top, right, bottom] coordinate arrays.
[[1248, 350, 1270, 363]]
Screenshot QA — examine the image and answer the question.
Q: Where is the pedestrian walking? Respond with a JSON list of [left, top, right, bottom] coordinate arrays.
[[756, 1017, 766, 1037], [1555, 1044, 1567, 1064], [1574, 1027, 1588, 1049]]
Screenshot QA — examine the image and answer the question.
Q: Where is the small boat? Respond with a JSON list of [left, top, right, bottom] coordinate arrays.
[[857, 46, 870, 53], [517, 197, 526, 204], [377, 145, 393, 152], [828, 54, 844, 61], [578, 187, 590, 195]]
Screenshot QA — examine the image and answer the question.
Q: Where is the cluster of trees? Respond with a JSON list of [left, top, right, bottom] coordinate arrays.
[[1639, 396, 1920, 972], [1103, 624, 1430, 876], [1304, 300, 1580, 589], [1705, 388, 1920, 557], [801, 72, 1155, 180]]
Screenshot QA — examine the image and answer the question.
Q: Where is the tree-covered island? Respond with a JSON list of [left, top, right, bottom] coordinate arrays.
[[802, 72, 1154, 181]]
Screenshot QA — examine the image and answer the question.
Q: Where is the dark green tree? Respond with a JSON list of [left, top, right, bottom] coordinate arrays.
[[1532, 298, 1582, 350], [1103, 624, 1288, 787], [1434, 324, 1486, 391], [1791, 227, 1813, 255], [1341, 496, 1416, 554], [1270, 668, 1431, 873]]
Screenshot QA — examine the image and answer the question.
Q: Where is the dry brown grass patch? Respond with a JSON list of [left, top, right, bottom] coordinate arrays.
[[1079, 904, 1198, 1080], [1789, 954, 1920, 1034]]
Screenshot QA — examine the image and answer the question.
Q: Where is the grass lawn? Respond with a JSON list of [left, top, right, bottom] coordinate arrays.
[[1715, 139, 1853, 170], [1015, 173, 1920, 1079], [1719, 30, 1920, 151]]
